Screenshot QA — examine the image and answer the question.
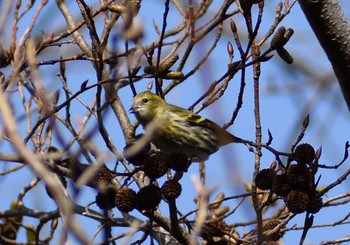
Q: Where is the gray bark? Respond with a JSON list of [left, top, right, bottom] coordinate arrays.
[[299, 0, 350, 110]]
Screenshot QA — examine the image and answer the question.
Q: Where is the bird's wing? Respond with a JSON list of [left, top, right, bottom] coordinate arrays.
[[168, 104, 242, 146]]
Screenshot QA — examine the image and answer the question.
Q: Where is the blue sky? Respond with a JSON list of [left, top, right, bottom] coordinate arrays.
[[1, 0, 350, 244]]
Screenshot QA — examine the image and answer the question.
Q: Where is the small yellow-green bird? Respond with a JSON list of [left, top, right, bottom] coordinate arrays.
[[130, 91, 244, 162]]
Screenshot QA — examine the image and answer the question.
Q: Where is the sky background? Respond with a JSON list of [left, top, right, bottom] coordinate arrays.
[[1, 0, 350, 244]]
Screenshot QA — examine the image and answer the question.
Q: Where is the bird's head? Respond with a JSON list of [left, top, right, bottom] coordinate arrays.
[[130, 91, 166, 125]]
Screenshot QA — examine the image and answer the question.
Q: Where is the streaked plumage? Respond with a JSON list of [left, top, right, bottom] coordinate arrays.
[[130, 91, 243, 161]]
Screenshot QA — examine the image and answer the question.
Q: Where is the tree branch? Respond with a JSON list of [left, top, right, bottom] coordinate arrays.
[[298, 0, 350, 109]]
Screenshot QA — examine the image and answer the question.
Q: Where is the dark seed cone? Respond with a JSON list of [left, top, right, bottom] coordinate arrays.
[[263, 218, 286, 242], [168, 152, 191, 172], [161, 180, 182, 201], [287, 164, 311, 191], [115, 187, 137, 213], [143, 153, 169, 179], [91, 165, 116, 188], [255, 169, 276, 190], [71, 163, 116, 189], [285, 190, 309, 214], [0, 49, 12, 68], [0, 222, 17, 242], [263, 241, 280, 245], [58, 158, 73, 168], [136, 184, 162, 210], [95, 186, 117, 210], [271, 174, 290, 197], [71, 162, 89, 181], [293, 143, 315, 165], [201, 219, 231, 241], [45, 175, 68, 200], [203, 238, 231, 245], [306, 191, 323, 214], [123, 135, 151, 166], [47, 146, 61, 164]]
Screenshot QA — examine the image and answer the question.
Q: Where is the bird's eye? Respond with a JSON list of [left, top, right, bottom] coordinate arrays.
[[142, 98, 148, 103]]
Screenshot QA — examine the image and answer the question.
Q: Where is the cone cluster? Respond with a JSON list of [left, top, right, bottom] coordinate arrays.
[[255, 143, 322, 214], [262, 218, 286, 242], [124, 138, 191, 177]]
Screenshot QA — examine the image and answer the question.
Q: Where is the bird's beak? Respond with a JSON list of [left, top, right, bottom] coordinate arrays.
[[129, 107, 134, 114]]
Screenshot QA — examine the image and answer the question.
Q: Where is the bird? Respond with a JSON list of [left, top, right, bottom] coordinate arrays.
[[130, 91, 244, 162]]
